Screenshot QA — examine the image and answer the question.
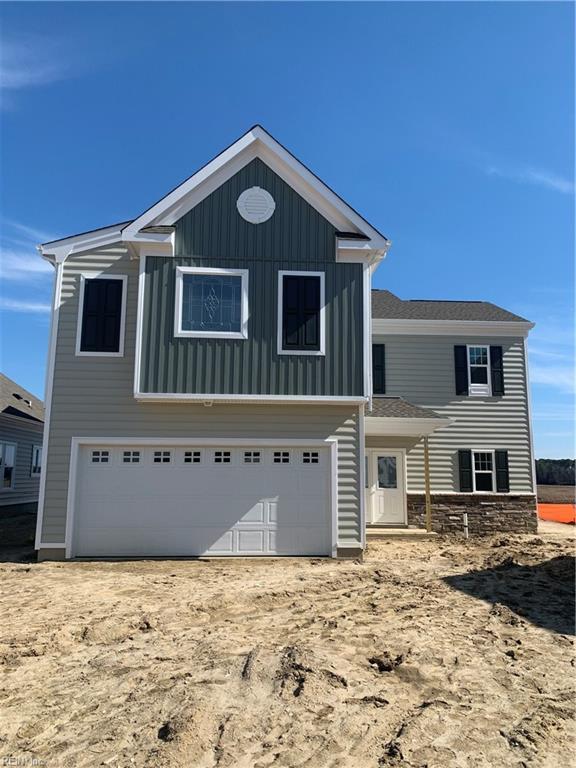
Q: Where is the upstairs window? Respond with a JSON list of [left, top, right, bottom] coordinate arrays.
[[31, 445, 42, 476], [0, 443, 16, 489], [372, 344, 386, 395], [468, 346, 490, 395], [278, 271, 324, 355], [77, 275, 126, 356], [175, 267, 249, 339], [454, 345, 505, 397]]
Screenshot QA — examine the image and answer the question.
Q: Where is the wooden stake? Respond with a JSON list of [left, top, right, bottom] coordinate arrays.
[[424, 436, 432, 532]]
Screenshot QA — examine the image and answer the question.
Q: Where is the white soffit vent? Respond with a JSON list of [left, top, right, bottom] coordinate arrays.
[[236, 187, 276, 224]]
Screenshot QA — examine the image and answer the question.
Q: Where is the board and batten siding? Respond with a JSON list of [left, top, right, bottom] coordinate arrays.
[[140, 256, 363, 396], [40, 247, 362, 547], [371, 334, 534, 494], [0, 415, 43, 507]]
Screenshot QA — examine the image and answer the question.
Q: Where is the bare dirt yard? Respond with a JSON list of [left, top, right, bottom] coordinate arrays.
[[0, 516, 574, 768]]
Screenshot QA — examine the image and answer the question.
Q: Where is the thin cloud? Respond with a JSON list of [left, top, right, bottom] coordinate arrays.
[[2, 219, 58, 244], [0, 248, 53, 281], [530, 363, 575, 395], [0, 298, 51, 313], [485, 164, 574, 195], [0, 39, 66, 91]]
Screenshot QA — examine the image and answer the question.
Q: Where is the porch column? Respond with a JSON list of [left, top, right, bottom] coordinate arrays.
[[424, 436, 432, 532]]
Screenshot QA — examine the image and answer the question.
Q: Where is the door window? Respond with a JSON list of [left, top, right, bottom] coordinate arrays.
[[378, 456, 397, 489]]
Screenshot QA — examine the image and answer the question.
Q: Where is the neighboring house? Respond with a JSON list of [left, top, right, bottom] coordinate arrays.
[[0, 373, 44, 514], [35, 125, 536, 561]]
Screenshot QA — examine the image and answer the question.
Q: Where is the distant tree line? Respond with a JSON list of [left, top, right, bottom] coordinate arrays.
[[536, 459, 575, 485]]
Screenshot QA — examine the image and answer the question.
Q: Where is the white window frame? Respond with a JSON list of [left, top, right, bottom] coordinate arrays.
[[75, 273, 128, 358], [31, 444, 42, 477], [277, 270, 326, 356], [0, 442, 17, 490], [472, 449, 496, 493], [174, 266, 249, 339], [467, 344, 492, 397]]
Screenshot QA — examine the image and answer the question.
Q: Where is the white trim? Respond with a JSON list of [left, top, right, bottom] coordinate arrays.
[[30, 444, 42, 478], [277, 270, 325, 356], [122, 126, 389, 251], [174, 266, 249, 340], [372, 318, 534, 337], [358, 404, 366, 548], [365, 448, 407, 526], [467, 344, 492, 397], [0, 441, 17, 490], [74, 273, 127, 357], [65, 436, 339, 559], [134, 393, 366, 404], [364, 416, 452, 436], [523, 338, 537, 495], [35, 261, 63, 550], [471, 449, 496, 494], [133, 253, 147, 396], [407, 491, 536, 497]]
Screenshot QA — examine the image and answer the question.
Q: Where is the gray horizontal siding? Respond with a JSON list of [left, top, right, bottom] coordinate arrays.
[[41, 247, 361, 546], [371, 334, 534, 494], [0, 415, 43, 506], [140, 256, 363, 396]]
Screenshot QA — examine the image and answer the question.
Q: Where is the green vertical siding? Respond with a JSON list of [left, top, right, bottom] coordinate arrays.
[[140, 157, 364, 396]]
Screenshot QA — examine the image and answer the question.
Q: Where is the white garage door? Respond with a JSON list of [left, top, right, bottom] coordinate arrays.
[[72, 444, 332, 557]]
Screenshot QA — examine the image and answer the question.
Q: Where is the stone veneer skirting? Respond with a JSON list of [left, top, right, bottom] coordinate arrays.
[[407, 494, 538, 535]]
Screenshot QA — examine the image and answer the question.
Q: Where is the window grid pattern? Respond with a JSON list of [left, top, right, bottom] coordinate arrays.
[[303, 451, 319, 464], [184, 451, 201, 464], [123, 451, 140, 464], [468, 346, 489, 386], [91, 450, 109, 464], [243, 451, 261, 464], [182, 274, 242, 333], [214, 451, 231, 464], [273, 451, 290, 464], [153, 451, 171, 464], [473, 451, 494, 492]]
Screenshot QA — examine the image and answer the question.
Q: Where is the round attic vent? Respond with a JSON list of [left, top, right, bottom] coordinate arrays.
[[236, 187, 276, 224]]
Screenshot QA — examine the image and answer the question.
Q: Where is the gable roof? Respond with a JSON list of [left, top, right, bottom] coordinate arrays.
[[0, 373, 44, 423], [372, 290, 530, 323], [40, 125, 390, 260]]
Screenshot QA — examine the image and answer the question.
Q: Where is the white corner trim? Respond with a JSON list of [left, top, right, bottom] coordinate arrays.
[[174, 266, 249, 340], [35, 261, 63, 550], [364, 416, 452, 436], [372, 318, 534, 338], [133, 253, 147, 396], [277, 270, 325, 356], [74, 273, 128, 357], [358, 404, 366, 549], [64, 435, 340, 559], [362, 263, 372, 402], [523, 338, 537, 495]]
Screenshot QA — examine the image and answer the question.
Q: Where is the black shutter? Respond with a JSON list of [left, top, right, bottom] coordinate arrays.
[[454, 345, 468, 395], [282, 275, 320, 351], [495, 450, 510, 492], [372, 344, 386, 395], [490, 346, 505, 396], [80, 279, 123, 353], [458, 450, 473, 492]]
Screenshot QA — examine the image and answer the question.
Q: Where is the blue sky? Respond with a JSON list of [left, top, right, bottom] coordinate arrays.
[[0, 2, 573, 458]]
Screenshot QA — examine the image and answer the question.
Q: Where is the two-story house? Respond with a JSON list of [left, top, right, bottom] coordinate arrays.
[[35, 126, 536, 561]]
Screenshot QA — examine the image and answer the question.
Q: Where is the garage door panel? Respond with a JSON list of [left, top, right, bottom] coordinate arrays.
[[74, 445, 332, 557]]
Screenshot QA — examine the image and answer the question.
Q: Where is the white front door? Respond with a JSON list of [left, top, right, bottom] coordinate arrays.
[[367, 450, 406, 525]]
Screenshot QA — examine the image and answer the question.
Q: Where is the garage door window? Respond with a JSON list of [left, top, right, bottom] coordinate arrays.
[[243, 451, 261, 464], [273, 451, 290, 464], [91, 450, 109, 464], [153, 451, 171, 464], [303, 451, 319, 464], [214, 451, 231, 463], [123, 451, 140, 464], [184, 451, 201, 464]]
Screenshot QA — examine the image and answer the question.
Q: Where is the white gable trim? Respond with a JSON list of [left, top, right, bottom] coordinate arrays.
[[122, 126, 389, 251]]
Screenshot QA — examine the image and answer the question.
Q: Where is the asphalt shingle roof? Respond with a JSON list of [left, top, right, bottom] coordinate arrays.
[[371, 290, 529, 323], [368, 397, 444, 420], [0, 373, 44, 423]]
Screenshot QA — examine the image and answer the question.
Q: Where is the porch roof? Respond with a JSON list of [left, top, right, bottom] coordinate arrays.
[[365, 397, 451, 436]]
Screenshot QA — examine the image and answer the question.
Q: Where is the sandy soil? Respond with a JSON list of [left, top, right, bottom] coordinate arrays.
[[0, 526, 574, 767], [537, 485, 575, 504]]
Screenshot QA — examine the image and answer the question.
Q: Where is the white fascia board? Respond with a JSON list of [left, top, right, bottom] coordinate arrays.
[[135, 393, 367, 405], [122, 126, 389, 250], [365, 416, 452, 436], [372, 318, 535, 338]]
